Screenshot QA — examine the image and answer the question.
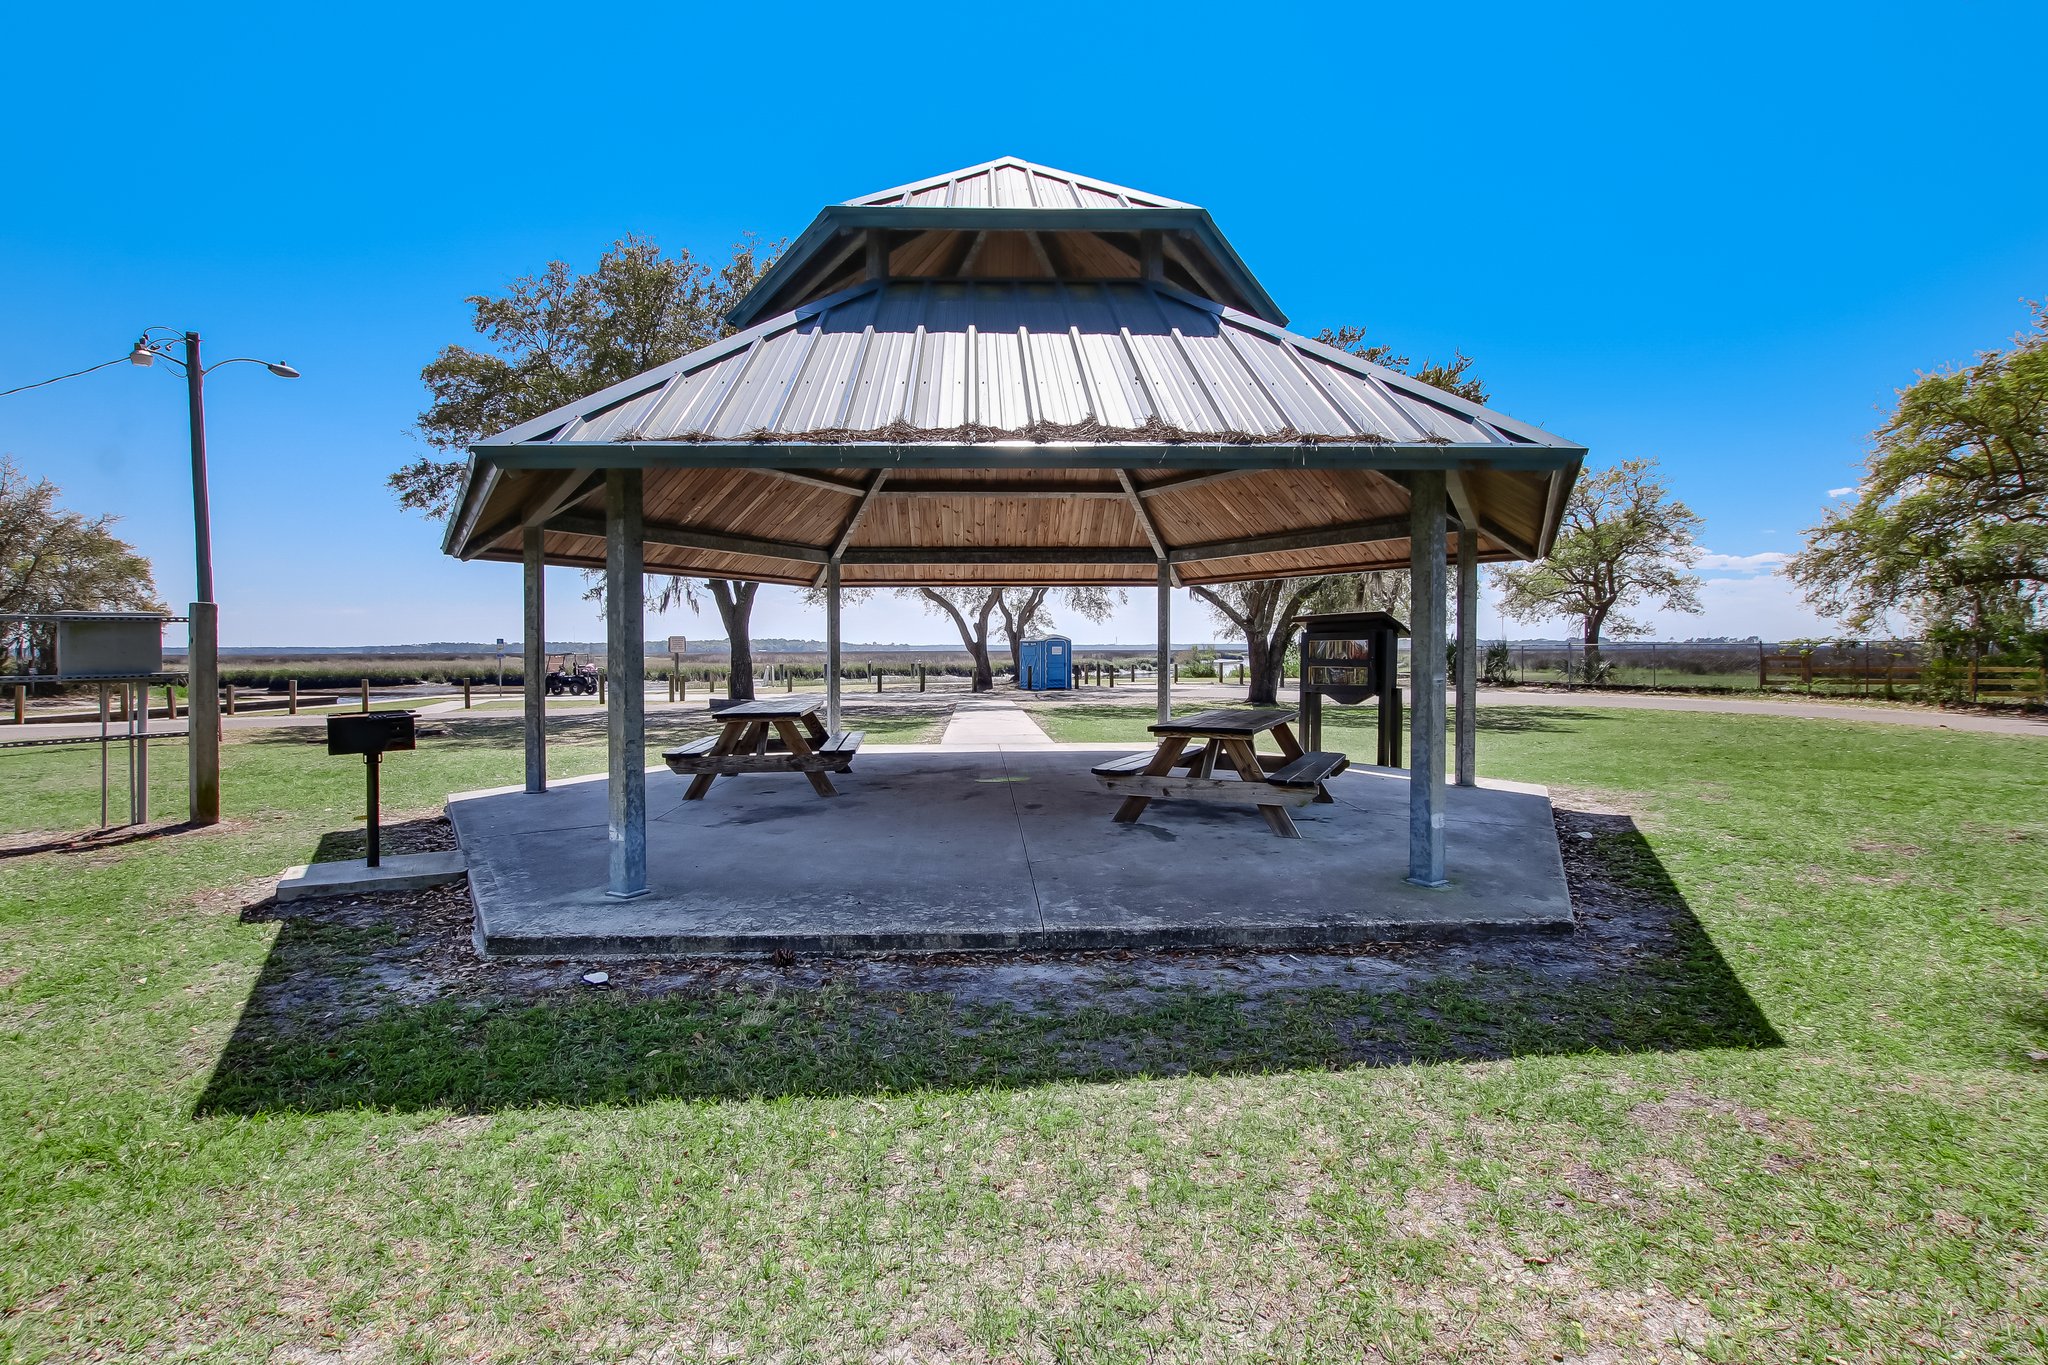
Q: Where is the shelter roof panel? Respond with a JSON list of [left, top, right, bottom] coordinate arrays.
[[846, 156, 1191, 210], [448, 268, 1586, 582]]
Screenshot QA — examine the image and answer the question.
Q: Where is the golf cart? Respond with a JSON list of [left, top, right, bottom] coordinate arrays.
[[545, 653, 600, 696]]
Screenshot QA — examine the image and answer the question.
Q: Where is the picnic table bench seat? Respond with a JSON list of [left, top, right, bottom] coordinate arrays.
[[664, 736, 717, 760], [819, 729, 863, 771], [1267, 751, 1348, 788]]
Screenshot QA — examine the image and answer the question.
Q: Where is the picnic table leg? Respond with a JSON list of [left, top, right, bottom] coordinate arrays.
[[684, 720, 744, 800], [1114, 736, 1188, 824], [801, 712, 830, 745], [1224, 737, 1301, 839], [1271, 722, 1306, 762], [774, 718, 837, 798]]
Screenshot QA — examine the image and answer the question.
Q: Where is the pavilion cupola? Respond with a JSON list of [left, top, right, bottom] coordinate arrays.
[[726, 156, 1287, 328]]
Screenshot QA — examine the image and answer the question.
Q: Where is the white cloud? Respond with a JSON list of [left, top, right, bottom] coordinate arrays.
[[1828, 486, 1857, 498], [1694, 550, 1791, 575]]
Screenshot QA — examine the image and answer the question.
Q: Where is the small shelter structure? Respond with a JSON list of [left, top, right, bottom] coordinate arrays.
[[441, 157, 1585, 903], [1018, 635, 1072, 691]]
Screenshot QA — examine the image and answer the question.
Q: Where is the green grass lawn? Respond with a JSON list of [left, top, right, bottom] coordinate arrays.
[[1, 706, 2043, 1361]]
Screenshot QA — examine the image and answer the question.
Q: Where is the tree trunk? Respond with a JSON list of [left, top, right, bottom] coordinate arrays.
[[710, 581, 758, 700], [997, 587, 1048, 687], [921, 588, 1000, 692], [1243, 633, 1280, 705], [1581, 609, 1605, 682]]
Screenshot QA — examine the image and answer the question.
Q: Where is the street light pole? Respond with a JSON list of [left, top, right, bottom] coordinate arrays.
[[183, 331, 221, 825]]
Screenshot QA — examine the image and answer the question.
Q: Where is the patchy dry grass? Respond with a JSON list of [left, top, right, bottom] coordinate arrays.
[[1, 706, 2044, 1361]]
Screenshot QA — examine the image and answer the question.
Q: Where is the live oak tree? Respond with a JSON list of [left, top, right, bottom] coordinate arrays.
[[1788, 301, 2048, 646], [1491, 458, 1703, 670], [991, 586, 1122, 683], [1312, 327, 1488, 404], [1189, 572, 1408, 706], [0, 457, 163, 676], [1189, 327, 1481, 704], [388, 234, 777, 697]]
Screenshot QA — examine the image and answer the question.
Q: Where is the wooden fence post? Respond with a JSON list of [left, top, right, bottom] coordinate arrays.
[[1968, 653, 1979, 702], [11, 683, 23, 725], [361, 679, 371, 712], [463, 679, 472, 709], [919, 664, 926, 692], [288, 679, 299, 714], [598, 674, 607, 704], [875, 670, 882, 693], [224, 685, 236, 716], [164, 683, 176, 720]]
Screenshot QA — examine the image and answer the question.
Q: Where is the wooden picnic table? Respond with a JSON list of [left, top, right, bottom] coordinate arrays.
[[1091, 707, 1348, 839], [661, 698, 863, 800]]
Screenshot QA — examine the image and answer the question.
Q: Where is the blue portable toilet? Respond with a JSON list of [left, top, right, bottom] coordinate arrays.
[[1018, 635, 1072, 690]]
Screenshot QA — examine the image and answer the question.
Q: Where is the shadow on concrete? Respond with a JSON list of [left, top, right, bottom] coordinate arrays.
[[194, 807, 1779, 1116]]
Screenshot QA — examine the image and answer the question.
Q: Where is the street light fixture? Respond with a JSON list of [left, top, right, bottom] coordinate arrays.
[[128, 328, 299, 825]]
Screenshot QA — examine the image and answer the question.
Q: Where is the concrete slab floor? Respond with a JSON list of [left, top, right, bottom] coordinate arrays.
[[449, 748, 1571, 957]]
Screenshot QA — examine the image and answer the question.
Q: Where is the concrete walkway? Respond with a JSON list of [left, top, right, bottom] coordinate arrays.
[[940, 695, 1052, 746]]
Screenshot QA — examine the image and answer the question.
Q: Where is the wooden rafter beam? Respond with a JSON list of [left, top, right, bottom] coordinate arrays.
[[1026, 231, 1058, 277], [1116, 469, 1176, 584], [1168, 516, 1410, 565], [1441, 468, 1541, 562], [548, 513, 828, 565], [458, 469, 600, 559], [839, 546, 1157, 566], [758, 468, 868, 495], [1135, 467, 1271, 498], [815, 469, 891, 586], [876, 482, 1125, 499]]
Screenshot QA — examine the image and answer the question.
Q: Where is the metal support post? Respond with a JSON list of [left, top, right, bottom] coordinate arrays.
[[1157, 560, 1173, 725], [1408, 471, 1449, 887], [523, 526, 547, 793], [605, 470, 647, 898], [1455, 525, 1477, 788], [825, 560, 842, 735], [365, 753, 382, 867]]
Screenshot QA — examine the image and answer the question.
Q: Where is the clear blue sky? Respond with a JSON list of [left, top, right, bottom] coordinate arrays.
[[4, 2, 2043, 648]]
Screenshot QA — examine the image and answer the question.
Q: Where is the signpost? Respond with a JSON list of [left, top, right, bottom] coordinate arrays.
[[667, 635, 686, 700], [496, 637, 507, 697]]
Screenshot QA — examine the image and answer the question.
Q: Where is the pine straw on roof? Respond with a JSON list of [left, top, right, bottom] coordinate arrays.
[[621, 417, 1447, 447]]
